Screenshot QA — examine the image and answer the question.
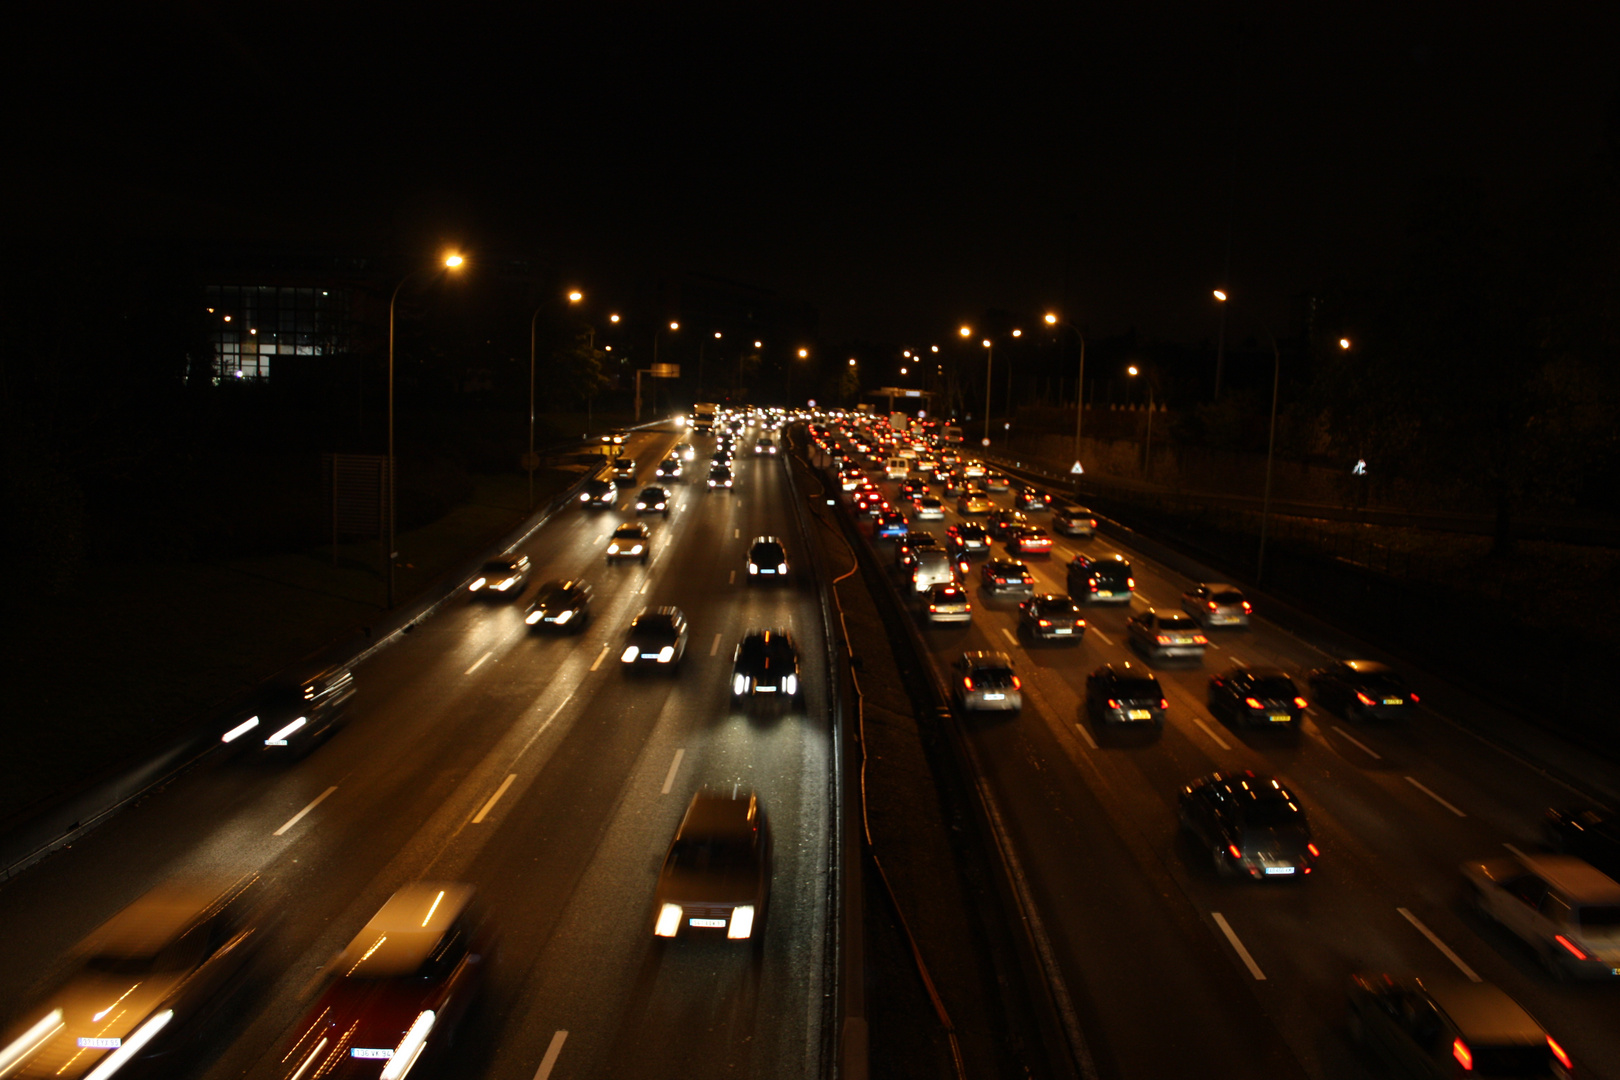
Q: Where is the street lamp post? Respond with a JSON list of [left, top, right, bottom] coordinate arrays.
[[642, 321, 679, 422], [388, 252, 464, 609], [1126, 364, 1156, 478], [1257, 329, 1282, 584], [1045, 312, 1087, 472], [1213, 289, 1230, 401]]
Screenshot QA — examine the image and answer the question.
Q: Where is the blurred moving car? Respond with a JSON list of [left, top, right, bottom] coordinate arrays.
[[1050, 503, 1097, 537], [1207, 667, 1308, 727], [1179, 771, 1319, 879], [222, 666, 357, 756], [654, 791, 773, 943], [1085, 663, 1166, 728], [706, 464, 734, 490], [912, 496, 946, 520], [910, 549, 957, 594], [0, 876, 268, 1080], [1125, 609, 1208, 661], [606, 522, 652, 563], [1463, 851, 1620, 980], [1545, 807, 1620, 880], [1346, 974, 1574, 1079], [612, 456, 637, 485], [1004, 525, 1052, 556], [604, 430, 629, 446], [634, 486, 671, 516], [1015, 486, 1052, 512], [746, 536, 790, 582], [277, 882, 493, 1080], [895, 531, 942, 569], [621, 607, 689, 668], [731, 630, 801, 703], [956, 491, 994, 515], [980, 558, 1036, 597], [923, 582, 973, 624], [754, 436, 778, 455], [986, 509, 1030, 539], [580, 471, 617, 508], [1181, 583, 1251, 628], [875, 511, 910, 539], [945, 522, 993, 561], [1067, 553, 1134, 603], [1018, 594, 1086, 643], [953, 651, 1022, 713], [1307, 660, 1419, 720], [982, 472, 1012, 492], [467, 554, 530, 598], [655, 457, 684, 482], [674, 441, 696, 462], [523, 578, 593, 632]]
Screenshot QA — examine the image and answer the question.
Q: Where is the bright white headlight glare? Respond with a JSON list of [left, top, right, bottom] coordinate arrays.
[[221, 715, 260, 743], [608, 543, 620, 554], [378, 1010, 435, 1080], [83, 1009, 174, 1080], [657, 645, 675, 663], [264, 716, 307, 746], [733, 673, 749, 696], [469, 577, 486, 591], [552, 609, 573, 625], [0, 1009, 65, 1074], [630, 544, 643, 554], [636, 502, 646, 509], [782, 674, 798, 696], [495, 578, 514, 591], [580, 493, 590, 502], [748, 563, 758, 574], [525, 611, 542, 625], [727, 905, 756, 939], [777, 562, 788, 574], [655, 903, 683, 937], [621, 645, 639, 663]]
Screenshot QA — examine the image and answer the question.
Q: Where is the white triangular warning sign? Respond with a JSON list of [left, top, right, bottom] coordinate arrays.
[[1070, 461, 1084, 474]]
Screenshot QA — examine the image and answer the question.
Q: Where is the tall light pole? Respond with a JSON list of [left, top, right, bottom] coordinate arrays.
[[1045, 312, 1087, 471], [642, 321, 679, 422], [388, 251, 465, 609], [1213, 289, 1229, 401], [1126, 364, 1156, 479], [959, 325, 1018, 444], [1211, 293, 1283, 583]]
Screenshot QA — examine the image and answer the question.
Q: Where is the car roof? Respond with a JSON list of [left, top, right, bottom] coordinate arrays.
[[1516, 854, 1620, 901], [338, 882, 476, 977], [679, 790, 762, 838], [1422, 979, 1546, 1042], [1344, 659, 1393, 674], [84, 878, 252, 959], [962, 650, 1013, 668]]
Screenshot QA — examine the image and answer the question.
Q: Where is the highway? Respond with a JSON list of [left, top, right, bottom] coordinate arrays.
[[817, 429, 1620, 1080], [0, 425, 833, 1080]]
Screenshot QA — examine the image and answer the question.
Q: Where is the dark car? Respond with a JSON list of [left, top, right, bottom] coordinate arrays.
[[1085, 662, 1165, 728], [1019, 593, 1086, 643], [706, 464, 734, 490], [1545, 807, 1620, 880], [1347, 974, 1573, 1079], [1004, 524, 1053, 556], [653, 791, 773, 943], [1126, 609, 1208, 661], [746, 536, 790, 582], [946, 522, 993, 561], [1207, 666, 1308, 727], [982, 472, 1012, 492], [731, 629, 801, 703], [1181, 582, 1251, 628], [875, 510, 910, 538], [655, 456, 684, 482], [634, 485, 671, 516], [523, 578, 593, 632], [621, 607, 689, 668], [467, 554, 531, 599], [986, 509, 1030, 540], [1308, 660, 1419, 720], [606, 521, 652, 563], [222, 665, 357, 756], [0, 877, 269, 1080], [980, 558, 1035, 597], [276, 882, 494, 1080], [580, 474, 616, 508], [1067, 553, 1134, 603], [899, 478, 928, 501], [1179, 771, 1319, 879], [1015, 486, 1052, 512], [896, 531, 942, 569]]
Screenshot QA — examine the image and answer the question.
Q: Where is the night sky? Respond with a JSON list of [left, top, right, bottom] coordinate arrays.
[[9, 2, 1618, 344]]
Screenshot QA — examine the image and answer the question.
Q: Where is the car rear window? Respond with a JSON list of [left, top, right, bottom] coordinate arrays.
[[1114, 677, 1160, 698], [1241, 799, 1303, 828], [1251, 677, 1298, 698], [1577, 904, 1620, 930], [972, 667, 1017, 686], [1159, 615, 1198, 630], [1467, 1045, 1556, 1076], [1211, 590, 1244, 604]]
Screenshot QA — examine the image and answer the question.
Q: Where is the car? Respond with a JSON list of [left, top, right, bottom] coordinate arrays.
[[1067, 553, 1134, 602], [839, 470, 864, 492], [653, 791, 773, 943], [1347, 973, 1574, 1079], [923, 582, 972, 624], [896, 531, 942, 569], [674, 441, 696, 462], [746, 536, 790, 582], [612, 456, 637, 484], [277, 882, 494, 1080], [982, 472, 1012, 492], [1084, 662, 1166, 727], [953, 651, 1022, 712], [580, 474, 617, 508], [1207, 666, 1308, 727], [1181, 583, 1252, 628], [730, 630, 801, 703], [1464, 852, 1620, 980], [1545, 807, 1620, 880], [604, 429, 630, 446], [467, 554, 530, 598], [980, 558, 1035, 596], [1179, 771, 1320, 879], [986, 509, 1030, 539], [960, 460, 987, 479], [1004, 525, 1053, 555], [523, 578, 593, 631], [754, 436, 778, 455], [634, 485, 671, 516], [706, 464, 734, 490], [857, 494, 892, 520], [1126, 609, 1208, 661], [910, 549, 957, 594], [875, 511, 910, 539], [912, 495, 946, 520], [1050, 503, 1098, 537], [621, 607, 689, 668], [0, 876, 269, 1080], [1018, 593, 1086, 643], [711, 448, 734, 468], [899, 478, 928, 502], [946, 522, 993, 560], [1015, 486, 1052, 512], [1307, 660, 1419, 720], [221, 665, 357, 756], [655, 456, 684, 482], [957, 492, 994, 515], [606, 521, 652, 562]]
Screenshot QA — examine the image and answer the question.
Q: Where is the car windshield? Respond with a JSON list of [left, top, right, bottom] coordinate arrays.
[[669, 835, 757, 873], [536, 585, 571, 606], [1037, 599, 1075, 615], [612, 526, 643, 539], [1250, 677, 1299, 698], [1159, 615, 1198, 630], [752, 544, 785, 561], [1360, 674, 1409, 694], [970, 666, 1017, 687], [483, 559, 519, 574], [1577, 904, 1620, 929]]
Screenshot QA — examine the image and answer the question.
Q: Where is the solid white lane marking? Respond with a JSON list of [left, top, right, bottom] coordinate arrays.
[[1074, 723, 1098, 750], [464, 650, 493, 675], [661, 749, 685, 795], [1212, 913, 1266, 980], [1193, 717, 1232, 751], [1406, 776, 1466, 817], [1503, 842, 1529, 859], [710, 633, 722, 656], [1001, 627, 1018, 645], [639, 578, 649, 593], [1205, 640, 1221, 650], [729, 570, 736, 584], [532, 1030, 568, 1080], [1135, 592, 1154, 605], [472, 774, 517, 823], [1089, 628, 1113, 646], [734, 528, 740, 538], [273, 786, 338, 836], [1398, 908, 1481, 982], [1332, 725, 1383, 760], [590, 645, 610, 671]]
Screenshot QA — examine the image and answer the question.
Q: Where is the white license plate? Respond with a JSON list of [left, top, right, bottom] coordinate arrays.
[[984, 693, 1005, 701], [1127, 709, 1151, 720], [1096, 590, 1116, 598], [756, 686, 776, 693], [689, 917, 727, 928], [1264, 866, 1296, 875], [351, 1048, 394, 1060], [1054, 628, 1072, 635]]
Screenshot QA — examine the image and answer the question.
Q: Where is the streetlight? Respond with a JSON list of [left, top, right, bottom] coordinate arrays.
[[1045, 312, 1087, 471], [641, 321, 680, 422], [1126, 363, 1156, 478], [1214, 293, 1283, 583], [1212, 289, 1231, 401], [388, 250, 466, 608], [527, 288, 588, 509]]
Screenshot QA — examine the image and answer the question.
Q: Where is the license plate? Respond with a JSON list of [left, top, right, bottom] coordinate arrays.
[[1269, 714, 1290, 723], [351, 1048, 394, 1060], [761, 569, 775, 574], [756, 686, 776, 693], [1383, 698, 1403, 705], [689, 917, 727, 928], [1127, 709, 1150, 720], [1054, 628, 1072, 635], [1096, 590, 1115, 598], [1264, 866, 1296, 875], [984, 693, 1005, 700]]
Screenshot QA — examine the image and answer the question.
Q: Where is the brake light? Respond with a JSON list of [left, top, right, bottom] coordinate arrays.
[[1192, 634, 1207, 644], [1010, 676, 1021, 690], [1207, 600, 1218, 611], [1453, 1038, 1473, 1070], [1160, 698, 1169, 710], [1548, 1035, 1572, 1070], [1555, 934, 1588, 960], [1242, 601, 1252, 612], [1307, 843, 1320, 857], [1294, 697, 1309, 709], [963, 677, 975, 691], [1038, 619, 1051, 627], [1227, 844, 1242, 860], [1355, 691, 1375, 706], [929, 605, 938, 612], [1088, 518, 1097, 528], [1106, 699, 1119, 709], [1409, 692, 1420, 703], [1157, 635, 1174, 646], [1244, 697, 1263, 709], [1089, 580, 1099, 592], [1127, 577, 1135, 588]]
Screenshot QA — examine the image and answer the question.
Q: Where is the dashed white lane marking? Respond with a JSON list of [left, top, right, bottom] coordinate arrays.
[[1089, 628, 1114, 646], [1398, 908, 1482, 982], [729, 570, 736, 584], [1406, 776, 1467, 817], [1074, 723, 1098, 750], [1331, 725, 1383, 760], [734, 528, 740, 538], [639, 578, 649, 593], [1001, 627, 1018, 645], [273, 786, 337, 836], [1192, 717, 1233, 751], [590, 645, 610, 671], [710, 633, 722, 656], [1135, 592, 1154, 605], [472, 774, 517, 823], [1503, 842, 1529, 859], [533, 1030, 568, 1080], [1212, 913, 1266, 980], [661, 749, 685, 795], [464, 650, 493, 675]]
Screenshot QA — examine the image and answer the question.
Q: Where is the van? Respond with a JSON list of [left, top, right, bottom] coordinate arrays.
[[1464, 852, 1620, 980], [884, 457, 910, 479], [911, 549, 956, 593]]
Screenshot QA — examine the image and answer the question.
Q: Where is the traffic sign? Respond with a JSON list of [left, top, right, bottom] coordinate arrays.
[[1070, 461, 1084, 475], [981, 437, 990, 447]]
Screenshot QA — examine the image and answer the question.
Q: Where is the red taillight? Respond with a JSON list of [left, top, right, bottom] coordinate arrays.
[[1038, 619, 1051, 627], [1127, 577, 1136, 588], [1106, 699, 1119, 709], [1355, 690, 1375, 706], [1159, 698, 1169, 710], [1555, 934, 1587, 960], [1192, 634, 1207, 644], [1088, 580, 1099, 592], [1010, 676, 1022, 690], [1227, 844, 1242, 860], [929, 605, 938, 612], [959, 560, 970, 573], [1453, 1038, 1473, 1071], [963, 676, 975, 691], [1157, 635, 1174, 646], [1548, 1035, 1572, 1070], [1088, 518, 1097, 528], [1294, 697, 1309, 709], [1207, 600, 1218, 611], [1241, 601, 1252, 613], [1245, 697, 1263, 709], [1409, 692, 1420, 703], [1307, 843, 1320, 857]]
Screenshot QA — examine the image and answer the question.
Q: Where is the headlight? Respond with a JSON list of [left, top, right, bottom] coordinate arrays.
[[748, 563, 758, 574], [2, 1010, 65, 1075], [733, 673, 749, 696], [525, 611, 542, 625], [552, 609, 573, 625], [657, 645, 675, 663], [264, 716, 307, 746], [580, 492, 590, 502], [608, 543, 620, 554], [636, 502, 646, 509], [655, 903, 683, 937], [621, 645, 639, 663], [777, 562, 788, 575], [656, 503, 665, 510], [495, 578, 514, 591], [379, 1010, 436, 1080], [221, 715, 260, 743], [82, 1009, 173, 1080], [782, 674, 798, 695], [469, 577, 486, 591], [630, 544, 643, 554], [727, 905, 756, 939]]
